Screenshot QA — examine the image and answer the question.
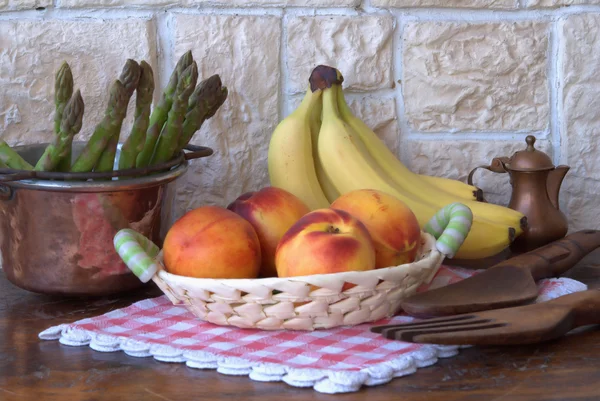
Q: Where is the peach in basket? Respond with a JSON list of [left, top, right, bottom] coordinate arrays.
[[226, 186, 311, 278], [162, 206, 261, 280], [114, 203, 473, 331]]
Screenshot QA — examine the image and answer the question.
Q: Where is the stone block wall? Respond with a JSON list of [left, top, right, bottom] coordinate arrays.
[[1, 1, 598, 232]]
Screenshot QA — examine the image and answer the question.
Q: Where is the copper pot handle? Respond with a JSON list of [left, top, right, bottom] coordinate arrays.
[[467, 157, 510, 186], [0, 170, 36, 183], [183, 144, 213, 160]]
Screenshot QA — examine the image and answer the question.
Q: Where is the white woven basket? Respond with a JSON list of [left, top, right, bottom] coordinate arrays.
[[114, 203, 473, 331], [115, 231, 442, 331]]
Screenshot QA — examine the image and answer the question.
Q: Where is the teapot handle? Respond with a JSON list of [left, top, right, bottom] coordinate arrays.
[[467, 157, 510, 187]]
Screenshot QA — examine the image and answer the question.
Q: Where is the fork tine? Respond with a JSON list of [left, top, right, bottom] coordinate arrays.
[[379, 319, 493, 335], [391, 322, 508, 343], [370, 315, 477, 333], [380, 321, 499, 341]]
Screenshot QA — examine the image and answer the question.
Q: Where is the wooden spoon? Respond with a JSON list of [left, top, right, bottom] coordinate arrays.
[[399, 230, 600, 318]]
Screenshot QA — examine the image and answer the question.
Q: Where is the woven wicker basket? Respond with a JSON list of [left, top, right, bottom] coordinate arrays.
[[115, 231, 445, 331], [114, 202, 473, 331]]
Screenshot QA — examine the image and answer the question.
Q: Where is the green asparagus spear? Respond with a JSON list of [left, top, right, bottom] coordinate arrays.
[[136, 51, 194, 168], [54, 62, 74, 136], [118, 61, 155, 171], [95, 133, 119, 172], [35, 90, 85, 171], [53, 62, 74, 172], [175, 50, 194, 76], [70, 81, 129, 173], [177, 75, 228, 152], [0, 140, 33, 170], [180, 86, 227, 149], [151, 62, 199, 165], [120, 59, 143, 96], [134, 75, 175, 168], [95, 59, 142, 173]]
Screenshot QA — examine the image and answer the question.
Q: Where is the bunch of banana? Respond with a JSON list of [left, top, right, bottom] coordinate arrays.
[[268, 65, 526, 259], [268, 88, 330, 211]]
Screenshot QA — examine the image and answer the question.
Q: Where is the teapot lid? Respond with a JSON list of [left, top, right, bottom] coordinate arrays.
[[505, 135, 554, 171]]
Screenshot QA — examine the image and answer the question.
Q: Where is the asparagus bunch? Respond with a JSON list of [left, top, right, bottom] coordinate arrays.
[[177, 74, 228, 154], [0, 64, 76, 172], [0, 51, 228, 179], [95, 59, 141, 173], [0, 140, 33, 170], [136, 51, 194, 168], [53, 62, 75, 172], [151, 62, 199, 165], [138, 51, 228, 167], [70, 80, 129, 173], [118, 60, 155, 170], [35, 90, 85, 172]]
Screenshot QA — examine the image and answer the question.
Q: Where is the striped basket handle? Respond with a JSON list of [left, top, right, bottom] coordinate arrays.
[[114, 229, 162, 283], [424, 203, 473, 258]]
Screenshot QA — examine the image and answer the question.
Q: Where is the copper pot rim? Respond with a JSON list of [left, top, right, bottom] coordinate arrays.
[[0, 142, 213, 192]]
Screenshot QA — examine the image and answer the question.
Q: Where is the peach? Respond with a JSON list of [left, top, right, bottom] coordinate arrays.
[[275, 208, 376, 277], [163, 206, 261, 279], [331, 189, 421, 269], [227, 187, 310, 277]]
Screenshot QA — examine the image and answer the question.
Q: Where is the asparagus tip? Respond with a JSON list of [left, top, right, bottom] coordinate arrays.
[[63, 89, 85, 133], [136, 60, 155, 105], [139, 60, 152, 71], [175, 50, 194, 75], [58, 61, 72, 73], [120, 59, 142, 96], [179, 61, 198, 89], [205, 86, 228, 119]]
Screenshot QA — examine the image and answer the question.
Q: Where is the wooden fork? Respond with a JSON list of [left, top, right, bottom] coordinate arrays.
[[370, 289, 600, 345]]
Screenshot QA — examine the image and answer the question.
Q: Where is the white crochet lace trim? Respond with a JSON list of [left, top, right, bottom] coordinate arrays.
[[38, 324, 466, 394]]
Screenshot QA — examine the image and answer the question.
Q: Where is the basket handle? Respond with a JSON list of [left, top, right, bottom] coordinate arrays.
[[424, 203, 473, 258], [113, 229, 161, 283]]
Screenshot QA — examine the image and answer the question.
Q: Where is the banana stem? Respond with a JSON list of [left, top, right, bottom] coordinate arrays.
[[308, 65, 344, 92]]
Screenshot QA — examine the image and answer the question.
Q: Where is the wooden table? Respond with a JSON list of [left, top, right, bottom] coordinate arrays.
[[1, 258, 599, 401]]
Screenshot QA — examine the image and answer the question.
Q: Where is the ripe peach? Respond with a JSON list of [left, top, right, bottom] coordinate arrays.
[[331, 189, 421, 268], [227, 187, 310, 277], [275, 208, 376, 277], [163, 206, 261, 279]]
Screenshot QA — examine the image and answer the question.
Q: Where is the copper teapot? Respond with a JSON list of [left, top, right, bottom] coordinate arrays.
[[468, 135, 570, 253]]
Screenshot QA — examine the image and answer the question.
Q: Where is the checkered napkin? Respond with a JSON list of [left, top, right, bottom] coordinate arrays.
[[39, 265, 587, 394]]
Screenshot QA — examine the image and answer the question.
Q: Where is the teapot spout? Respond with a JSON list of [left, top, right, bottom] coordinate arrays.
[[547, 165, 570, 210]]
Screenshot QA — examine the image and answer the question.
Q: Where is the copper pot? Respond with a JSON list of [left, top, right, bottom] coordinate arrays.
[[0, 141, 212, 297]]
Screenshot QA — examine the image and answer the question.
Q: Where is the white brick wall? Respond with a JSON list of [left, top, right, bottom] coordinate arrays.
[[0, 1, 599, 232]]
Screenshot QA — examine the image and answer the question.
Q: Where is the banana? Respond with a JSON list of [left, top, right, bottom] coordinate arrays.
[[336, 91, 481, 202], [453, 218, 516, 259], [317, 80, 516, 259], [418, 174, 482, 201], [331, 85, 479, 202], [268, 88, 330, 210], [334, 85, 477, 199], [335, 85, 525, 230], [308, 90, 339, 203]]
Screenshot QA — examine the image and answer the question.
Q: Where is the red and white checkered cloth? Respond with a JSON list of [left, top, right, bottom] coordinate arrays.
[[39, 265, 587, 394]]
